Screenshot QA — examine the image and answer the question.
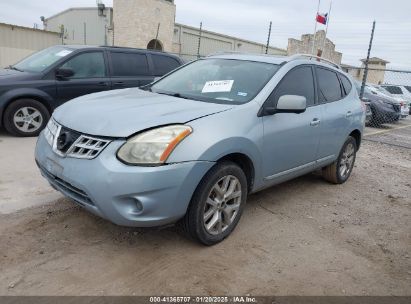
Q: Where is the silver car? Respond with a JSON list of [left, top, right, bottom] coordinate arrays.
[[35, 54, 365, 245]]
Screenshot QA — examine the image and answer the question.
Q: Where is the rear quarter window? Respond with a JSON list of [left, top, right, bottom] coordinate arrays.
[[152, 54, 181, 76], [339, 74, 352, 96]]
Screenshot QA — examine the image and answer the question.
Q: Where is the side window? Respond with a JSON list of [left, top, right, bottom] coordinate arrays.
[[340, 74, 352, 96], [316, 67, 343, 102], [61, 52, 106, 78], [383, 86, 402, 95], [151, 55, 181, 76], [270, 66, 315, 107], [111, 52, 149, 77]]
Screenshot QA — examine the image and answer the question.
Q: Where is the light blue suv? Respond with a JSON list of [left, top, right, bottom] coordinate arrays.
[[35, 53, 365, 245]]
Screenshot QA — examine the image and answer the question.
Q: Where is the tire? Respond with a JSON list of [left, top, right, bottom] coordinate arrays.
[[180, 161, 248, 246], [3, 99, 50, 137], [322, 136, 357, 184]]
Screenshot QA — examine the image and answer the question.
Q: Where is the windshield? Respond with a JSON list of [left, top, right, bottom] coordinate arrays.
[[150, 59, 280, 104], [13, 46, 74, 73]]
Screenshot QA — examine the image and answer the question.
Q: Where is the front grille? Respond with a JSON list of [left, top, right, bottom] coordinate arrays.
[[38, 163, 94, 207], [47, 118, 111, 160], [66, 135, 111, 159]]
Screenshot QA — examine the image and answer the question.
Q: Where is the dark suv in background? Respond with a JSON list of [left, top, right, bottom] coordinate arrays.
[[0, 45, 184, 137]]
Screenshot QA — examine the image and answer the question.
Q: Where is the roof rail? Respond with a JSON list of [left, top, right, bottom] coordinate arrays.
[[207, 50, 243, 57], [289, 54, 341, 70]]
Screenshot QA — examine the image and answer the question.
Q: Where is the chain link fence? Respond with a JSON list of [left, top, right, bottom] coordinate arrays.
[[342, 67, 411, 127]]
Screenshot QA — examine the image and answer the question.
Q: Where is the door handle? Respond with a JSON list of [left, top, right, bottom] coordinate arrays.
[[310, 118, 321, 126], [346, 111, 353, 118]]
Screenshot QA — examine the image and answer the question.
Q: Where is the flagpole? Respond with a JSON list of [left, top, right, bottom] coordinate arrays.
[[320, 0, 333, 56], [311, 0, 321, 55]]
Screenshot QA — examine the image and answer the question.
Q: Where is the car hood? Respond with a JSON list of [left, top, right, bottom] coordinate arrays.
[[53, 88, 234, 137], [0, 68, 40, 82]]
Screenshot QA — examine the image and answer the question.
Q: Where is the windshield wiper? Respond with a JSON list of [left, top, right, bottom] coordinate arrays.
[[156, 92, 191, 100], [7, 65, 23, 72]]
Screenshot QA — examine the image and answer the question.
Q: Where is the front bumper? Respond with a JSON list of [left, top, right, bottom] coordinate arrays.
[[35, 132, 214, 227]]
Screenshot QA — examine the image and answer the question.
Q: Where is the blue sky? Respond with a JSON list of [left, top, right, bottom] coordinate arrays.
[[1, 0, 410, 69]]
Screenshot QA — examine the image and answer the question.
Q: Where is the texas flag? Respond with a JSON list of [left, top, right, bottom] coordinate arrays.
[[316, 13, 328, 25]]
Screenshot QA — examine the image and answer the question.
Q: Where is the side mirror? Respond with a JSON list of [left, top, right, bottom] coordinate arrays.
[[55, 68, 74, 79], [276, 95, 307, 114], [263, 95, 307, 115]]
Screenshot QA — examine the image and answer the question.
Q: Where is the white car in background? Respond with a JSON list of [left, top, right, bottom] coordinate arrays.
[[380, 85, 411, 116], [373, 85, 410, 118]]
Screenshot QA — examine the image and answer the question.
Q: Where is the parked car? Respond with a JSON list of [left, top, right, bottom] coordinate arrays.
[[380, 85, 411, 115], [354, 81, 401, 126], [35, 54, 364, 245], [370, 85, 409, 118], [0, 45, 184, 137]]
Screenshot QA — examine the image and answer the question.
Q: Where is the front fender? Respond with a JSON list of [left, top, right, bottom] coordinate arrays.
[[167, 104, 265, 191], [0, 88, 55, 126]]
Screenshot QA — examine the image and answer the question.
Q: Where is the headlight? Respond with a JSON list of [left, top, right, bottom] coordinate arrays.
[[44, 118, 59, 147], [117, 125, 193, 165]]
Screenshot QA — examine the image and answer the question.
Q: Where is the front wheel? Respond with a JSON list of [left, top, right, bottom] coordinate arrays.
[[3, 99, 50, 137], [180, 161, 248, 246], [322, 136, 357, 184]]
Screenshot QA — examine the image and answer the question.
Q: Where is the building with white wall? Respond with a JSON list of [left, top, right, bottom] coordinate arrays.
[[0, 22, 60, 68], [44, 7, 114, 46]]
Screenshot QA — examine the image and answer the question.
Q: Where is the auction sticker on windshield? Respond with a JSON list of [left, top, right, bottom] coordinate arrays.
[[202, 80, 234, 93]]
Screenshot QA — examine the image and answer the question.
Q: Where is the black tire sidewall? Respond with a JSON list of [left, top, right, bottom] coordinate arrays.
[[186, 161, 248, 246], [336, 136, 357, 184], [4, 99, 50, 137]]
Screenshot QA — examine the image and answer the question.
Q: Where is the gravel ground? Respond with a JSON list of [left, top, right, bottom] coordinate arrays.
[[0, 130, 410, 296]]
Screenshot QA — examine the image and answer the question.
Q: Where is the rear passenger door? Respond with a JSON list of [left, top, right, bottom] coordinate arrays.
[[109, 51, 153, 89], [315, 67, 354, 160], [149, 54, 182, 78]]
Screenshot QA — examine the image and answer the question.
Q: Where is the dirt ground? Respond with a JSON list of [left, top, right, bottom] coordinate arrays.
[[0, 125, 410, 296]]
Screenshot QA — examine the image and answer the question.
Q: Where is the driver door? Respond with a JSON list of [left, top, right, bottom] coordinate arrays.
[[55, 51, 111, 104], [261, 65, 322, 179]]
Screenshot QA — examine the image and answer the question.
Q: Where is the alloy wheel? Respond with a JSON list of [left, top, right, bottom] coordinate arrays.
[[203, 175, 242, 235], [13, 107, 43, 133], [339, 142, 355, 178]]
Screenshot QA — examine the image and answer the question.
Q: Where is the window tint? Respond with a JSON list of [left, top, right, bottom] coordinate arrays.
[[61, 52, 106, 78], [316, 68, 342, 102], [270, 66, 315, 106], [383, 86, 403, 95], [111, 52, 149, 76], [152, 54, 180, 76], [340, 74, 352, 96]]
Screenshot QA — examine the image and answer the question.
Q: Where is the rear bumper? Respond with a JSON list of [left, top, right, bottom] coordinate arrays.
[[35, 132, 214, 227]]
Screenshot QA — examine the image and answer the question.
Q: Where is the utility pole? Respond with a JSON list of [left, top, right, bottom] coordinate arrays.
[[197, 22, 203, 59], [360, 21, 376, 99], [83, 22, 87, 45], [154, 23, 160, 50], [265, 21, 272, 54]]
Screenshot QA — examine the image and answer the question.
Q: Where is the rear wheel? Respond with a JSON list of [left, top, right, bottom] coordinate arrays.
[[322, 136, 357, 184], [180, 161, 247, 246], [3, 99, 50, 137]]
